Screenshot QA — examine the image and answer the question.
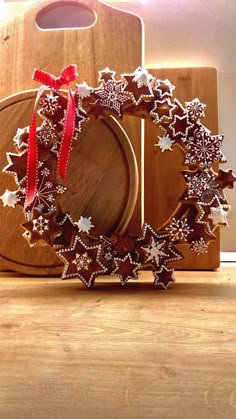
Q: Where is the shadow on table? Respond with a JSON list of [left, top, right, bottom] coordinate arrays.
[[1, 271, 234, 301]]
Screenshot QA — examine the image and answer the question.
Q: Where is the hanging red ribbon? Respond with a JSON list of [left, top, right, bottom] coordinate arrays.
[[25, 111, 37, 209], [25, 64, 78, 209], [58, 86, 76, 181]]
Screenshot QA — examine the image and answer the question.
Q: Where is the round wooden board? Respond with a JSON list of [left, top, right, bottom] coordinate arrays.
[[0, 0, 143, 237], [0, 90, 138, 275]]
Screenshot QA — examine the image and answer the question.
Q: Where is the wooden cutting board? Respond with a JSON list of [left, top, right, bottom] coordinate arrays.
[[0, 90, 138, 275], [0, 0, 142, 275], [144, 67, 220, 269]]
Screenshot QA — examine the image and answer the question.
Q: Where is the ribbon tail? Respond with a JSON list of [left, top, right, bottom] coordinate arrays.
[[58, 87, 76, 181], [24, 111, 38, 209]]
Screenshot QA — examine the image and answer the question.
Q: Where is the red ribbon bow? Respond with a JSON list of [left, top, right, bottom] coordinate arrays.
[[25, 64, 78, 209]]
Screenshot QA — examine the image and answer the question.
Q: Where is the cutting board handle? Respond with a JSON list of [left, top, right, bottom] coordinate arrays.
[[35, 1, 97, 30], [24, 0, 112, 33]]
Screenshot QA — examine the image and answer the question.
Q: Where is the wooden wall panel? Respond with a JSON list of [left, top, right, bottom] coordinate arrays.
[[145, 67, 220, 269]]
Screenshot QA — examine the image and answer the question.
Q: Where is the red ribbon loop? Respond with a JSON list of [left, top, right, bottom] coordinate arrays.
[[25, 65, 78, 209], [33, 64, 78, 90]]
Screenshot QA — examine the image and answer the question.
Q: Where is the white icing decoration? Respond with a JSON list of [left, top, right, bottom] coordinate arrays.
[[190, 238, 209, 255], [72, 252, 92, 271], [133, 67, 153, 87], [0, 189, 19, 208], [167, 218, 193, 242], [185, 98, 206, 121], [75, 216, 94, 234], [76, 82, 92, 98], [142, 237, 168, 265], [32, 215, 49, 235], [209, 205, 229, 226], [156, 134, 175, 152]]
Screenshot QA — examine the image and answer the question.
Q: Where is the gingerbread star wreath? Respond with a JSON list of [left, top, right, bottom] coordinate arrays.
[[1, 65, 235, 289]]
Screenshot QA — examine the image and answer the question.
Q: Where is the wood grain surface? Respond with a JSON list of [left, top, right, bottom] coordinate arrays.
[[0, 91, 138, 275], [0, 0, 143, 273], [145, 67, 220, 270], [0, 0, 143, 230], [0, 265, 236, 419]]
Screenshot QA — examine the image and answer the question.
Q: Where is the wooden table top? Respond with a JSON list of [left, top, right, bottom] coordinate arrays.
[[1, 265, 236, 419]]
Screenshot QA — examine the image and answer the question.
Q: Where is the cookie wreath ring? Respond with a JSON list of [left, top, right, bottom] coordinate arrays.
[[1, 65, 235, 289]]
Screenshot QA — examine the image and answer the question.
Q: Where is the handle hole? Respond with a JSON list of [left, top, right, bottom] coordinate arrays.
[[35, 1, 96, 30]]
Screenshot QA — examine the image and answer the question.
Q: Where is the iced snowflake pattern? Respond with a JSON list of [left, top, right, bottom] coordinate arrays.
[[33, 179, 55, 211], [136, 223, 182, 266], [55, 185, 66, 194], [37, 120, 58, 145], [41, 94, 61, 115], [185, 98, 206, 122], [95, 82, 129, 116], [190, 238, 209, 255], [185, 171, 222, 201], [32, 215, 49, 235], [142, 237, 168, 266], [167, 217, 193, 242], [17, 165, 67, 216], [32, 177, 66, 212], [72, 252, 92, 271], [40, 167, 50, 177], [185, 128, 226, 169]]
